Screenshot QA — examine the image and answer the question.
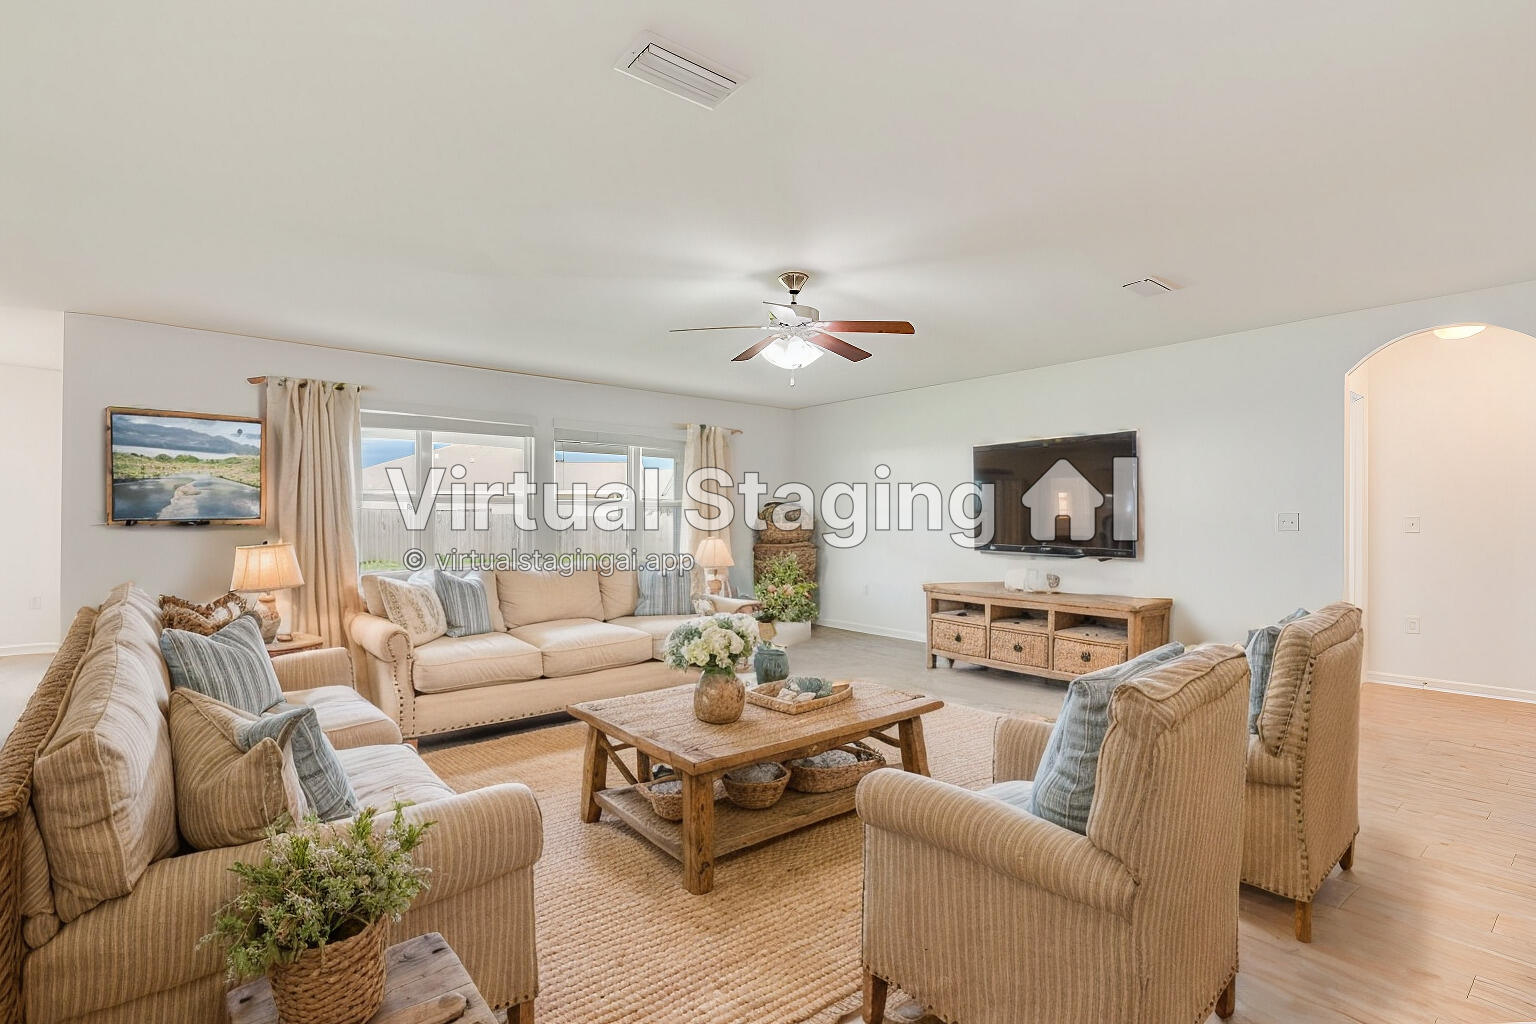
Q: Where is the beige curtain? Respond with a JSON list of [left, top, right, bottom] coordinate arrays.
[[266, 378, 363, 657], [682, 424, 734, 598]]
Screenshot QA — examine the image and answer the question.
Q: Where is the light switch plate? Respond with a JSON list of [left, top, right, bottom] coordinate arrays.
[[1277, 512, 1301, 532], [1406, 616, 1421, 634], [1404, 516, 1421, 533]]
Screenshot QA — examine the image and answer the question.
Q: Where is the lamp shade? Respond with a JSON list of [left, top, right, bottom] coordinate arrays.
[[230, 542, 305, 593], [694, 537, 734, 569]]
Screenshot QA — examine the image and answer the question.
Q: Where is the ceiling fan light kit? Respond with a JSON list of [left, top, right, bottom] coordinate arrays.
[[671, 271, 915, 386]]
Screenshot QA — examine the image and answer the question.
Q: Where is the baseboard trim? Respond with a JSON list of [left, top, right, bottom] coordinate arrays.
[[0, 642, 58, 658], [1368, 671, 1536, 706], [815, 618, 926, 644]]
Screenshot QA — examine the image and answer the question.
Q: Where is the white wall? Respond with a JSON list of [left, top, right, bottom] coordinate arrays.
[[1355, 326, 1536, 699], [0, 308, 64, 653], [790, 277, 1536, 646], [61, 315, 795, 615]]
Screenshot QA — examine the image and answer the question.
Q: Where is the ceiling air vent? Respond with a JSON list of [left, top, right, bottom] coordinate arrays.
[[614, 33, 743, 109]]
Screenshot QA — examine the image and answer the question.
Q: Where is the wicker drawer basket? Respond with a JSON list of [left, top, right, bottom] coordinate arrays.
[[753, 541, 817, 581], [758, 501, 816, 545], [990, 627, 1049, 669], [1053, 634, 1128, 675], [931, 618, 987, 659]]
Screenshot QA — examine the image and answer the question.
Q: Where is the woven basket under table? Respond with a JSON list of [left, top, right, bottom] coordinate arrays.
[[786, 742, 886, 793]]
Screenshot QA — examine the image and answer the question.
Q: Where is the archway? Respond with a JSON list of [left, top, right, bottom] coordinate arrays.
[[1345, 323, 1536, 700]]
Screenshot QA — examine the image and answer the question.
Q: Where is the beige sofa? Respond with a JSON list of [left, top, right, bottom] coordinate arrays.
[[857, 645, 1249, 1024], [350, 568, 756, 741], [0, 584, 542, 1024], [1242, 602, 1364, 942]]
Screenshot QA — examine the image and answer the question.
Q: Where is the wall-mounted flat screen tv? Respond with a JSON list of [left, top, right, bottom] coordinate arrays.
[[107, 407, 265, 525], [973, 430, 1138, 558]]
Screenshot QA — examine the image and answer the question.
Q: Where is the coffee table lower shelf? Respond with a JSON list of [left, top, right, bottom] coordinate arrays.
[[594, 782, 860, 861]]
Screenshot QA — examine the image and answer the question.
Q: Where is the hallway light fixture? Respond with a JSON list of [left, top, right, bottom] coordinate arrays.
[[1432, 324, 1487, 340]]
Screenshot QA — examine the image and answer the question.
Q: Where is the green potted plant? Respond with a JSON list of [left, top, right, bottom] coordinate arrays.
[[755, 554, 818, 646], [202, 806, 434, 1024], [664, 613, 761, 723]]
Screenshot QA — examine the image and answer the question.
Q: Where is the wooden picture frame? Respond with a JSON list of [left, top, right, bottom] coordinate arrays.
[[105, 406, 267, 526]]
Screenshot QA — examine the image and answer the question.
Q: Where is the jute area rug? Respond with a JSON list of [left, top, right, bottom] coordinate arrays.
[[422, 703, 1000, 1024]]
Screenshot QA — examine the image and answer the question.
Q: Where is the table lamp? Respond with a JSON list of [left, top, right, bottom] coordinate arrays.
[[694, 537, 734, 596], [231, 541, 305, 643]]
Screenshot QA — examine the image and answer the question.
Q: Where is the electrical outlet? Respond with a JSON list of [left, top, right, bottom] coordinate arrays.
[[1406, 616, 1421, 635], [1404, 516, 1421, 534], [28, 596, 42, 610], [1277, 512, 1301, 532]]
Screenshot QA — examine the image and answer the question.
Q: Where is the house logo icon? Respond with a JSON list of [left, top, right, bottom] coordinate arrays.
[[1021, 459, 1104, 542]]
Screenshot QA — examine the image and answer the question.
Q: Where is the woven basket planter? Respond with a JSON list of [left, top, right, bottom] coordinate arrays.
[[753, 541, 817, 582], [722, 763, 789, 809], [758, 501, 816, 545], [269, 917, 389, 1024], [639, 778, 686, 821], [786, 742, 886, 793]]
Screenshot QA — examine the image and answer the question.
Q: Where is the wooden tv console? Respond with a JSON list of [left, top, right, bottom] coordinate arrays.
[[923, 582, 1172, 682]]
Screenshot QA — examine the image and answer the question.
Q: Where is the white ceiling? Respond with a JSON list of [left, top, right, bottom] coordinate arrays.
[[2, 2, 1535, 409]]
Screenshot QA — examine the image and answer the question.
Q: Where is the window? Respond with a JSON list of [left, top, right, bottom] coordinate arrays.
[[553, 427, 683, 559], [360, 411, 535, 571]]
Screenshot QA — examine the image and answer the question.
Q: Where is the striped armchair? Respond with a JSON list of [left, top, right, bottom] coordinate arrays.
[[856, 645, 1249, 1024], [1242, 602, 1364, 942]]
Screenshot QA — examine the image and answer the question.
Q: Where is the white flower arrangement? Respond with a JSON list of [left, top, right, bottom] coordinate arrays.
[[664, 614, 761, 673]]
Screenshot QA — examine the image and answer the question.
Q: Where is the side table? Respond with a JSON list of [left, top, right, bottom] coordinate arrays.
[[264, 631, 324, 658], [226, 932, 507, 1024]]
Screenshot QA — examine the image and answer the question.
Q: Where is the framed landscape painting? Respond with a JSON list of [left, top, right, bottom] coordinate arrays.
[[106, 407, 266, 525]]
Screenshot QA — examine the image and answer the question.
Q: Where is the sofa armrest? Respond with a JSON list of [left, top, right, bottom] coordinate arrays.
[[993, 715, 1054, 783], [380, 783, 544, 899], [857, 769, 1136, 917], [1246, 733, 1299, 787], [273, 647, 354, 693], [707, 595, 762, 615], [350, 611, 412, 664]]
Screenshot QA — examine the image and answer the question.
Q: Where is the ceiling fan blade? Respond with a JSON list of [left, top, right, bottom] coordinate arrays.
[[807, 331, 872, 362], [814, 320, 915, 335], [731, 336, 776, 362], [670, 325, 769, 332]]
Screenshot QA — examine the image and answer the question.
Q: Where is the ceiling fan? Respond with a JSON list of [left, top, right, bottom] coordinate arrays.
[[671, 271, 915, 384]]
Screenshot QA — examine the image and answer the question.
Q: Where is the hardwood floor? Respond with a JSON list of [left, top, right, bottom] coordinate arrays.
[[814, 629, 1536, 1024]]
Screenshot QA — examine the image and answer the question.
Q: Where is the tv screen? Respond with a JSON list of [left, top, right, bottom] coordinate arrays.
[[973, 430, 1138, 558], [107, 407, 265, 525]]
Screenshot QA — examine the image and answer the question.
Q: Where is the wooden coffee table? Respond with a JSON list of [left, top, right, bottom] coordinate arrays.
[[569, 681, 943, 894]]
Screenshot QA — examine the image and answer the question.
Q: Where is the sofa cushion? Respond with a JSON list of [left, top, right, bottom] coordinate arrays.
[[1029, 642, 1186, 835], [606, 614, 697, 660], [1245, 607, 1310, 733], [19, 807, 59, 949], [433, 569, 494, 637], [238, 704, 358, 821], [167, 689, 306, 850], [509, 618, 653, 678], [337, 744, 456, 807], [980, 778, 1035, 812], [159, 613, 283, 713], [496, 569, 605, 627], [284, 685, 404, 748], [599, 569, 639, 620], [413, 632, 544, 694], [32, 584, 179, 922], [376, 574, 448, 646]]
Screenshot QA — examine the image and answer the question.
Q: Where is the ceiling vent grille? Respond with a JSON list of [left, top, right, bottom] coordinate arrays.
[[614, 34, 742, 109]]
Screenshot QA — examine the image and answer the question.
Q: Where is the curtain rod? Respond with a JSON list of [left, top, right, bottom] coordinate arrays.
[[675, 423, 743, 435], [248, 376, 364, 390]]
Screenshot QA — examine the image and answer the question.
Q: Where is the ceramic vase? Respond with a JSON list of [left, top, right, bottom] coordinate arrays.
[[693, 668, 745, 724], [754, 645, 789, 688]]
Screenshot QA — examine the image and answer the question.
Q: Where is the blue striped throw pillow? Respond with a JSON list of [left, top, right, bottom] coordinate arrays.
[[433, 570, 493, 638], [160, 613, 283, 714], [236, 704, 358, 822], [1245, 608, 1310, 733], [636, 567, 695, 616], [1028, 642, 1186, 835]]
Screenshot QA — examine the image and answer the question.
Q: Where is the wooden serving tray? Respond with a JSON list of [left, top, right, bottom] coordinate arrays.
[[747, 681, 853, 715]]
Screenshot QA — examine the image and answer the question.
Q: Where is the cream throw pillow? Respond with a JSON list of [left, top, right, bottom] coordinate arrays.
[[376, 575, 448, 645], [168, 689, 307, 850]]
